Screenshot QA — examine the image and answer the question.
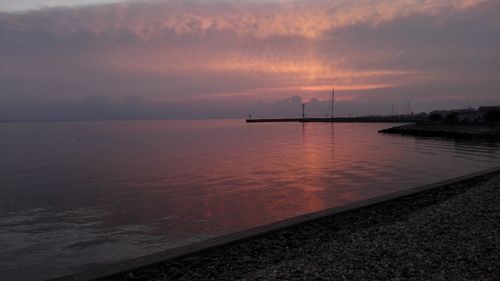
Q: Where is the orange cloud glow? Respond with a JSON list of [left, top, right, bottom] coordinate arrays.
[[1, 0, 499, 120], [18, 0, 487, 39]]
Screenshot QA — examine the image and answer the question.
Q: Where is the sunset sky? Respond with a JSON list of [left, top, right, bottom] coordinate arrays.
[[1, 0, 499, 120]]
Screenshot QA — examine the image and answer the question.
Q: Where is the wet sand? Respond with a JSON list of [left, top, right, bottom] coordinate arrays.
[[101, 172, 500, 281]]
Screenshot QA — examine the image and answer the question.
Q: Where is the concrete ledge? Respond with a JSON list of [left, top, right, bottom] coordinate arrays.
[[47, 166, 500, 281]]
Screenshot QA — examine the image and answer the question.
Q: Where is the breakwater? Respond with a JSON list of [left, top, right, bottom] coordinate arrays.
[[246, 117, 422, 123], [379, 123, 500, 138]]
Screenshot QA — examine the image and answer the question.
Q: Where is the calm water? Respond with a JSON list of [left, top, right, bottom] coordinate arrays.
[[1, 120, 499, 281]]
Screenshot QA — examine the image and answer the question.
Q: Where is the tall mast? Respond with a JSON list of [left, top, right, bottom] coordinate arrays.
[[331, 88, 335, 119]]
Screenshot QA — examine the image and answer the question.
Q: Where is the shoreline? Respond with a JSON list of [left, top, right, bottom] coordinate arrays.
[[379, 123, 500, 138], [49, 166, 500, 281]]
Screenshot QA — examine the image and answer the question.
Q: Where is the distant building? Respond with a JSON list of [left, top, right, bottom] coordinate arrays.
[[449, 108, 479, 123], [478, 106, 500, 122], [429, 106, 500, 123], [477, 106, 500, 113]]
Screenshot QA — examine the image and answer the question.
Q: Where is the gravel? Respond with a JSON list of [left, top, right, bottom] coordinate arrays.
[[107, 174, 500, 281]]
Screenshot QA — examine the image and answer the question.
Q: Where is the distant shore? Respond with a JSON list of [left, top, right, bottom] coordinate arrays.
[[379, 122, 500, 138], [51, 167, 500, 281]]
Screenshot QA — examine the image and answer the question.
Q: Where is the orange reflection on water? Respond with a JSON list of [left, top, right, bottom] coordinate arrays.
[[4, 120, 500, 281], [59, 120, 498, 237], [105, 121, 385, 232]]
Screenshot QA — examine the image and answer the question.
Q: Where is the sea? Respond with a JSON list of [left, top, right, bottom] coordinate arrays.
[[1, 119, 499, 281]]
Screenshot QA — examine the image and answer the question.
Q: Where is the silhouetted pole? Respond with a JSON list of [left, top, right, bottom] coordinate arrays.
[[302, 103, 305, 119], [331, 88, 335, 119]]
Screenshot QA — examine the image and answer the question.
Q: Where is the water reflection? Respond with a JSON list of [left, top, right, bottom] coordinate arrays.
[[0, 120, 499, 281]]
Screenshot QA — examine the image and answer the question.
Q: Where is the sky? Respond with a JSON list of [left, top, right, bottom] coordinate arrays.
[[0, 0, 499, 120], [0, 0, 135, 12]]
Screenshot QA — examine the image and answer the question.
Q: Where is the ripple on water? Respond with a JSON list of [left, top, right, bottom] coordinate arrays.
[[1, 120, 499, 281]]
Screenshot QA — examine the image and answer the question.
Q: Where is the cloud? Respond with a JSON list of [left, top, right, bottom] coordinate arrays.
[[2, 0, 489, 39], [0, 0, 499, 120]]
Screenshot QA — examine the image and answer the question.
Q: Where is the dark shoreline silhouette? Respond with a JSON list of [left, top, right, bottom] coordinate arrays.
[[380, 123, 500, 138]]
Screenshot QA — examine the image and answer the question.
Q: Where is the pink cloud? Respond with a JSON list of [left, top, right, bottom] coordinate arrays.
[[0, 0, 499, 120]]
